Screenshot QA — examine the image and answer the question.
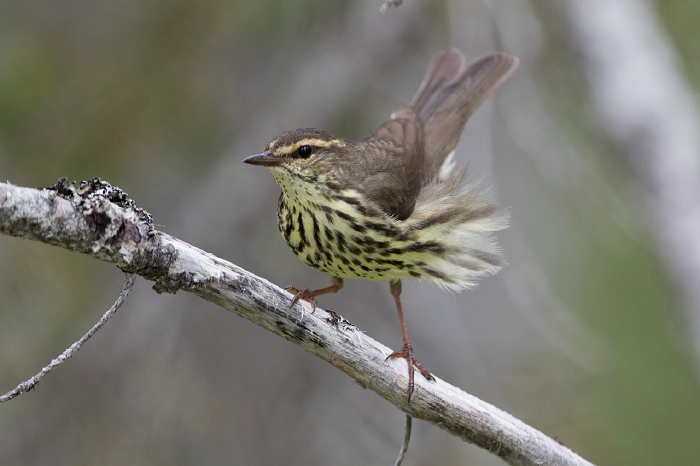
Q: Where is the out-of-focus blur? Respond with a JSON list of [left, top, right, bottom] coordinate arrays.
[[2, 1, 699, 465]]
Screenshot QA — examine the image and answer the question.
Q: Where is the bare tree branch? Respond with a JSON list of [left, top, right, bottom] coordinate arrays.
[[0, 272, 135, 402], [0, 179, 594, 466], [393, 414, 412, 466]]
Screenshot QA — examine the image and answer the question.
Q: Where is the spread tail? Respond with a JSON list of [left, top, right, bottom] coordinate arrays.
[[412, 49, 519, 182]]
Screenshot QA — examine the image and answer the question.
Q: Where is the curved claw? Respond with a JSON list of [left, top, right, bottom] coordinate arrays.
[[386, 343, 435, 401], [284, 278, 343, 313], [284, 286, 318, 311]]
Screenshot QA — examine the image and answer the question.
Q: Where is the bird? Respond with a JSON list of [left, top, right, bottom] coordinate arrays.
[[244, 48, 518, 400]]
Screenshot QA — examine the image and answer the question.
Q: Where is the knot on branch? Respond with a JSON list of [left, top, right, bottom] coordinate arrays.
[[42, 177, 155, 261]]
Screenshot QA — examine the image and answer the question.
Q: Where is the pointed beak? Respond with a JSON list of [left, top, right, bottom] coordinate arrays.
[[243, 151, 284, 167]]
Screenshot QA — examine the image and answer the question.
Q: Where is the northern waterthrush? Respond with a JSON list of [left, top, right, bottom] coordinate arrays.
[[245, 48, 518, 400]]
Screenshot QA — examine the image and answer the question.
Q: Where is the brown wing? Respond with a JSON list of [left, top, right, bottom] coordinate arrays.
[[358, 102, 424, 221], [412, 49, 519, 182]]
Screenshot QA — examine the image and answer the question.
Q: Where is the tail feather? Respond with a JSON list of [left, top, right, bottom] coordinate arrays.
[[412, 49, 519, 182], [402, 168, 510, 290]]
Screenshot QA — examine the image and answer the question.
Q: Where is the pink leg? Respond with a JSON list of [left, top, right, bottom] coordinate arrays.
[[286, 276, 344, 311], [385, 279, 434, 401]]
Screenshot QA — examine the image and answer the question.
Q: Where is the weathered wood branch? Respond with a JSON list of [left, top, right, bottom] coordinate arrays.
[[0, 179, 594, 466], [0, 273, 135, 402]]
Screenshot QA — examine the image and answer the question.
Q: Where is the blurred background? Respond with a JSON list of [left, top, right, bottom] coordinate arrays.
[[2, 0, 699, 464]]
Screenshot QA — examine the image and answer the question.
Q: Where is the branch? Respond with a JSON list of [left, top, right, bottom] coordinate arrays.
[[0, 179, 593, 466], [0, 273, 135, 402]]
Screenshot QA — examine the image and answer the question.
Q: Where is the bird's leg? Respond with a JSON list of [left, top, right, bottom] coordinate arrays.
[[286, 276, 344, 311], [386, 279, 435, 401]]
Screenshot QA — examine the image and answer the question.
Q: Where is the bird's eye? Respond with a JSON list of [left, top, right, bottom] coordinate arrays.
[[297, 145, 313, 158]]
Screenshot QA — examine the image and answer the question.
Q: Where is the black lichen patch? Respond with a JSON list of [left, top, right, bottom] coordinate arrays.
[[131, 242, 178, 285], [47, 177, 153, 226], [324, 310, 356, 332], [152, 270, 194, 294], [274, 319, 307, 343], [326, 309, 341, 327], [85, 209, 112, 236], [273, 318, 328, 349], [426, 400, 447, 415]]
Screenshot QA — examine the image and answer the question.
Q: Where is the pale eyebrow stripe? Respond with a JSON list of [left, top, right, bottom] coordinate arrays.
[[273, 138, 347, 155]]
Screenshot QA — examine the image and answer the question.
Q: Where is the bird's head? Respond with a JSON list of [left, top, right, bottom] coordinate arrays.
[[244, 128, 351, 189]]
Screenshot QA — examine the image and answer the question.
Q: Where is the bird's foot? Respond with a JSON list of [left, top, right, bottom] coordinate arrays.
[[387, 343, 435, 401], [284, 286, 317, 311], [284, 278, 343, 312]]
